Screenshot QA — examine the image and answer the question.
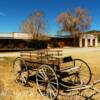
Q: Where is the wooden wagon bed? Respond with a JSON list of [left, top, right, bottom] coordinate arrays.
[[21, 49, 61, 64]]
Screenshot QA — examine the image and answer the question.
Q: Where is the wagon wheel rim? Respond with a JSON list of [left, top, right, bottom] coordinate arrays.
[[73, 59, 92, 85], [36, 65, 59, 100], [13, 57, 28, 85]]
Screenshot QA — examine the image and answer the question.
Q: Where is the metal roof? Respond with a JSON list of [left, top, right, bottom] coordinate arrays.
[[50, 35, 73, 38]]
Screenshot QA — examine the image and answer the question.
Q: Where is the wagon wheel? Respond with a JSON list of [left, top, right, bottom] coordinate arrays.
[[36, 65, 59, 100], [59, 59, 92, 96], [13, 57, 28, 85], [73, 59, 92, 85]]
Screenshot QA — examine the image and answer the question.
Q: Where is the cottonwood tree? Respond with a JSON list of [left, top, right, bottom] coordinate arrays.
[[57, 7, 92, 46], [21, 11, 47, 40]]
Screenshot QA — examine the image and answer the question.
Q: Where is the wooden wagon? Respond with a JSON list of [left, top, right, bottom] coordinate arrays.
[[12, 49, 100, 100]]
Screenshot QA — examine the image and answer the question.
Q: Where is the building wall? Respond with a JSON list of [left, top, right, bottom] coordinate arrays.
[[12, 32, 33, 39], [79, 34, 98, 47], [50, 37, 79, 48]]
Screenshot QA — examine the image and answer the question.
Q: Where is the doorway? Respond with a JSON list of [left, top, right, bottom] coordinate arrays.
[[82, 39, 85, 47], [93, 39, 95, 46]]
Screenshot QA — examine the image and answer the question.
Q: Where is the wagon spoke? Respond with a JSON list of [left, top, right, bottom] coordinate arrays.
[[37, 79, 45, 83], [40, 68, 47, 78], [50, 81, 58, 85], [49, 76, 55, 81], [47, 84, 55, 99], [40, 83, 46, 87], [37, 73, 44, 80], [50, 85, 56, 92], [36, 65, 59, 100], [49, 87, 54, 99], [49, 88, 53, 99]]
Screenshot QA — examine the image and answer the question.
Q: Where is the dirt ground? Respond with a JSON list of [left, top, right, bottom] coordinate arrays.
[[0, 47, 100, 100]]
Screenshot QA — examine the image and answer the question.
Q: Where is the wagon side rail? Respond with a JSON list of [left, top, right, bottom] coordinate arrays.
[[20, 49, 63, 65], [20, 51, 39, 61], [45, 49, 63, 64]]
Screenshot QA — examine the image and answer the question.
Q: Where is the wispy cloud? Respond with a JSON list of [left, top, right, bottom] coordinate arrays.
[[0, 12, 6, 16]]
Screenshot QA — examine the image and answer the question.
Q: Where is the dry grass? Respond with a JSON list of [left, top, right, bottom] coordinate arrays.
[[0, 49, 100, 100], [0, 57, 49, 100]]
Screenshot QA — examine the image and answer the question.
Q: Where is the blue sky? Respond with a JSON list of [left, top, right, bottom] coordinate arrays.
[[0, 0, 100, 35]]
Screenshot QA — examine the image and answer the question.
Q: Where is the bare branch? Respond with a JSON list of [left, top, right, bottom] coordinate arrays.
[[21, 11, 47, 40], [57, 7, 92, 36]]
